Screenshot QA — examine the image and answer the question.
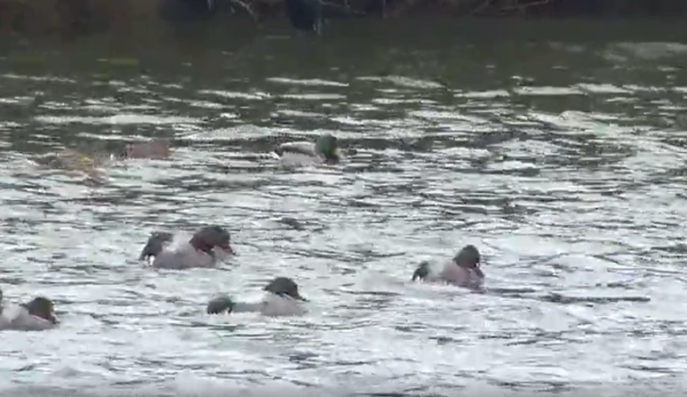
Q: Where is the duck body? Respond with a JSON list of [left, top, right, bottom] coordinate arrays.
[[207, 277, 308, 317], [151, 245, 216, 269], [140, 226, 235, 270], [275, 141, 321, 158], [0, 297, 58, 332], [413, 261, 484, 289], [206, 294, 307, 317], [260, 293, 308, 317], [0, 305, 56, 331], [273, 134, 342, 166], [412, 245, 485, 289]]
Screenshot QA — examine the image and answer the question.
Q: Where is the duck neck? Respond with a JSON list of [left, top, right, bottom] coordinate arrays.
[[189, 236, 214, 257], [456, 261, 484, 278], [273, 292, 292, 300]]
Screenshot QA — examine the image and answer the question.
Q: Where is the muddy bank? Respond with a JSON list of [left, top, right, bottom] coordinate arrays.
[[0, 0, 685, 37]]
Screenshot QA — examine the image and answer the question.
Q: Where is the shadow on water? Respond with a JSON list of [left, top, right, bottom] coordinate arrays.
[[1, 18, 687, 396]]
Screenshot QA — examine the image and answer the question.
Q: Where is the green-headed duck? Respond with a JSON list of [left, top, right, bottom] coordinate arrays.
[[273, 133, 342, 166]]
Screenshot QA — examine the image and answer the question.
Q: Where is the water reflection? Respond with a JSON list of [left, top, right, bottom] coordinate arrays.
[[0, 21, 686, 395]]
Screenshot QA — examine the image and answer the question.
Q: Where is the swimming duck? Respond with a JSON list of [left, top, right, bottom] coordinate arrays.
[[206, 276, 308, 317], [273, 133, 341, 166], [36, 147, 110, 184], [411, 245, 485, 289], [0, 288, 58, 331], [140, 225, 235, 270], [120, 140, 171, 160]]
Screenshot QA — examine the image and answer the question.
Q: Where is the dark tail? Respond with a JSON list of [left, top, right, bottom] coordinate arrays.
[[206, 295, 235, 314], [412, 261, 430, 281], [139, 232, 174, 261]]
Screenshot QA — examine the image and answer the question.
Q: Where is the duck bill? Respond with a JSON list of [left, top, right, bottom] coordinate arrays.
[[295, 294, 308, 302], [219, 243, 236, 256], [473, 264, 484, 278]]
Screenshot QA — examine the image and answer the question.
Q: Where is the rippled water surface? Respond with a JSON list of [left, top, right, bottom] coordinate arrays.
[[1, 20, 687, 396]]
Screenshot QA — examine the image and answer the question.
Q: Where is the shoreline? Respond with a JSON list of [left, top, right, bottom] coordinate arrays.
[[1, 0, 687, 38]]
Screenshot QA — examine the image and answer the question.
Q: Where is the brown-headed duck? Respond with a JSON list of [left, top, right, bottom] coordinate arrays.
[[412, 245, 484, 289], [206, 277, 308, 317], [140, 225, 235, 269], [0, 288, 58, 331]]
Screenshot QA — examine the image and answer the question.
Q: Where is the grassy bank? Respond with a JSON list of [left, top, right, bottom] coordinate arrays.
[[0, 0, 686, 38]]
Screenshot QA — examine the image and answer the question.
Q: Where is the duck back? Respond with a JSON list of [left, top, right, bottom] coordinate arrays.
[[274, 142, 323, 167], [440, 261, 483, 288], [0, 311, 11, 330], [150, 233, 219, 269], [0, 305, 55, 331], [260, 293, 307, 317]]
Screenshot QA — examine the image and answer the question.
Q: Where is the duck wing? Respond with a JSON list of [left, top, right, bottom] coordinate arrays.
[[1, 305, 55, 331], [274, 141, 318, 157], [151, 245, 217, 269]]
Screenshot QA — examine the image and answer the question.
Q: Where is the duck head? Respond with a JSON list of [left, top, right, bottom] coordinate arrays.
[[453, 245, 483, 278], [206, 295, 235, 314], [22, 297, 58, 324], [263, 277, 307, 301], [139, 231, 175, 261], [315, 134, 339, 164], [189, 225, 235, 258]]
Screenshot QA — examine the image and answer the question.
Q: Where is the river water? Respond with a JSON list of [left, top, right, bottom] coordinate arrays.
[[1, 18, 687, 397]]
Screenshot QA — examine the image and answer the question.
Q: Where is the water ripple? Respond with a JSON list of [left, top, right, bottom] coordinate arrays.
[[0, 36, 686, 396]]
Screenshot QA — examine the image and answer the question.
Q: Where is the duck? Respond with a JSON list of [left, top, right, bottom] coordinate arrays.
[[0, 288, 58, 331], [411, 245, 485, 289], [206, 277, 308, 317], [36, 147, 110, 184], [120, 140, 171, 160], [140, 225, 235, 270], [273, 133, 342, 166]]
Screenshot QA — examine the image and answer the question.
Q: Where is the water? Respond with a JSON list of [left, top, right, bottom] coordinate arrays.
[[1, 19, 687, 396]]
